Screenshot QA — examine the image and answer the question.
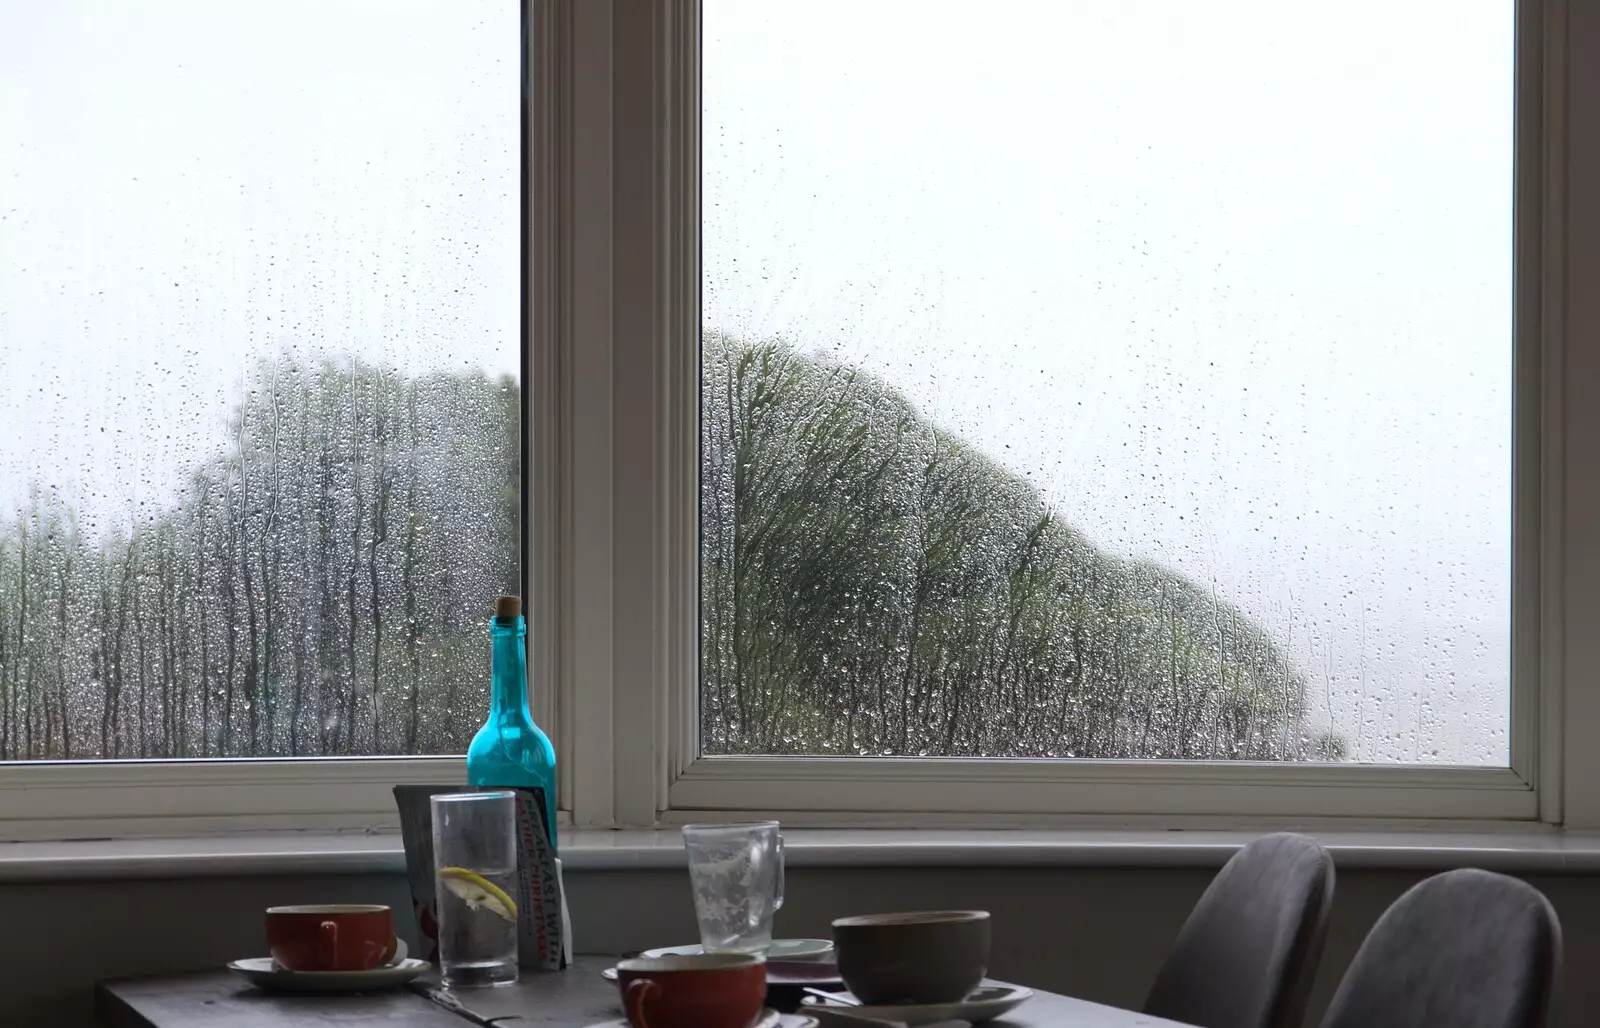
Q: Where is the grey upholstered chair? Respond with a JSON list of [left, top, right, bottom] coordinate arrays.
[[1143, 833, 1335, 1028], [1320, 868, 1561, 1028]]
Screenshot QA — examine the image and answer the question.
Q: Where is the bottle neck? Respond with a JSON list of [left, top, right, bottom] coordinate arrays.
[[489, 615, 532, 723]]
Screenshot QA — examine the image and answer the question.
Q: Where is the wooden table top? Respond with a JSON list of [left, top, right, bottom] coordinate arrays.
[[97, 955, 1196, 1028]]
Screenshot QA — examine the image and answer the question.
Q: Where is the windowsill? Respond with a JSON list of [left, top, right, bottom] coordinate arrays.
[[5, 826, 1600, 881]]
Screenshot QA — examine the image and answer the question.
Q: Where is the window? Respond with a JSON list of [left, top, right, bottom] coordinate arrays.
[[0, 0, 521, 765], [9, 0, 1600, 839], [700, 1, 1512, 765], [588, 0, 1569, 828]]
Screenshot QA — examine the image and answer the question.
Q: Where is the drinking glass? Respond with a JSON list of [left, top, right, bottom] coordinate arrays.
[[432, 791, 519, 988], [682, 821, 785, 955]]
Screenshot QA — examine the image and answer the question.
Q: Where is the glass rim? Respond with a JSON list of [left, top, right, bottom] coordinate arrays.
[[681, 820, 780, 833], [430, 789, 517, 805]]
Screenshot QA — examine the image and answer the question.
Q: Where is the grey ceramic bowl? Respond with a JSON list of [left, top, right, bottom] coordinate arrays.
[[830, 910, 991, 1005]]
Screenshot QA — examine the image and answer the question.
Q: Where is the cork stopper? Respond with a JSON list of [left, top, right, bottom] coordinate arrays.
[[494, 595, 523, 620]]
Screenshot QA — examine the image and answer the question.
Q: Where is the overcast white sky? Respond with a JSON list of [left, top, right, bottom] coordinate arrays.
[[2, 2, 1511, 763], [0, 0, 520, 534]]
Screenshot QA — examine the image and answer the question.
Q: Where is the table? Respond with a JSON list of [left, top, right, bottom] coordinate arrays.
[[97, 955, 1195, 1028]]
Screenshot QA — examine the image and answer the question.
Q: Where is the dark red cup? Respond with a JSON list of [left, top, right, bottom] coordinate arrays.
[[266, 904, 396, 972], [617, 953, 767, 1028]]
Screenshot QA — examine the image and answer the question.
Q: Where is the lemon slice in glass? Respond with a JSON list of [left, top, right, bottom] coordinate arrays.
[[437, 866, 519, 921]]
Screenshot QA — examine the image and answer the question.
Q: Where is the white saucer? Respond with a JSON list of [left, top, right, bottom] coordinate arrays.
[[641, 939, 834, 961], [602, 960, 842, 987], [801, 982, 1034, 1026], [584, 1012, 816, 1028], [226, 956, 429, 993]]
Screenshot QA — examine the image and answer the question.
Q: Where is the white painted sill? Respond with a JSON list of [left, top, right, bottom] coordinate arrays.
[[5, 827, 1600, 881]]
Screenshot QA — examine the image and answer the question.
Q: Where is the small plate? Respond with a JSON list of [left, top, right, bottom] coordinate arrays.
[[801, 982, 1034, 1026], [641, 940, 834, 962], [601, 960, 843, 989], [226, 957, 430, 993], [584, 1012, 816, 1028]]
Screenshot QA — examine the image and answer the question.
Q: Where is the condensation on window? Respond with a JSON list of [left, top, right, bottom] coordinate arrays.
[[700, 0, 1512, 764], [0, 1, 521, 759]]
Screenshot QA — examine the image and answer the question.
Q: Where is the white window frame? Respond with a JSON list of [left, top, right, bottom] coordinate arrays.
[[3, 0, 1598, 842]]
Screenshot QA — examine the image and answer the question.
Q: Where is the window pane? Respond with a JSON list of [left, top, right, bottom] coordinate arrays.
[[0, 1, 520, 759], [701, 0, 1511, 763]]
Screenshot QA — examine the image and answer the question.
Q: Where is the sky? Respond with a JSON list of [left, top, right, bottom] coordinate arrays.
[[703, 0, 1514, 764], [2, 2, 1512, 763], [0, 0, 520, 534]]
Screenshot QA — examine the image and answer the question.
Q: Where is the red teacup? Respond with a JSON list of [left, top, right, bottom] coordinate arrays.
[[266, 904, 397, 972], [617, 953, 767, 1028]]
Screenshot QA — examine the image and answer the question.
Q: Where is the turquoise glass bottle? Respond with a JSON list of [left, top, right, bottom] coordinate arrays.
[[467, 595, 558, 851]]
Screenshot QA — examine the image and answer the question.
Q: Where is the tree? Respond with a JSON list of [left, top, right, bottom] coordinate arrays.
[[0, 354, 516, 759], [0, 339, 1329, 762], [701, 332, 1319, 759]]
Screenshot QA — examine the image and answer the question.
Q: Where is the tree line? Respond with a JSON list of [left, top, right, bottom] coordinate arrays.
[[0, 357, 518, 759], [0, 338, 1335, 761], [702, 333, 1334, 760]]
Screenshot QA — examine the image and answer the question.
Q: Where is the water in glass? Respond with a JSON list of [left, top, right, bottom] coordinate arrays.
[[433, 791, 519, 988], [435, 865, 519, 987], [682, 821, 785, 954]]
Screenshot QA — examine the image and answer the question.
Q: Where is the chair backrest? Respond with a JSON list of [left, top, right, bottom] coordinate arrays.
[[1321, 868, 1561, 1028], [1143, 832, 1335, 1028]]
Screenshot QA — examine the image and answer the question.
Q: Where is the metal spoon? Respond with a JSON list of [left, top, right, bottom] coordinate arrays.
[[802, 985, 863, 1006]]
